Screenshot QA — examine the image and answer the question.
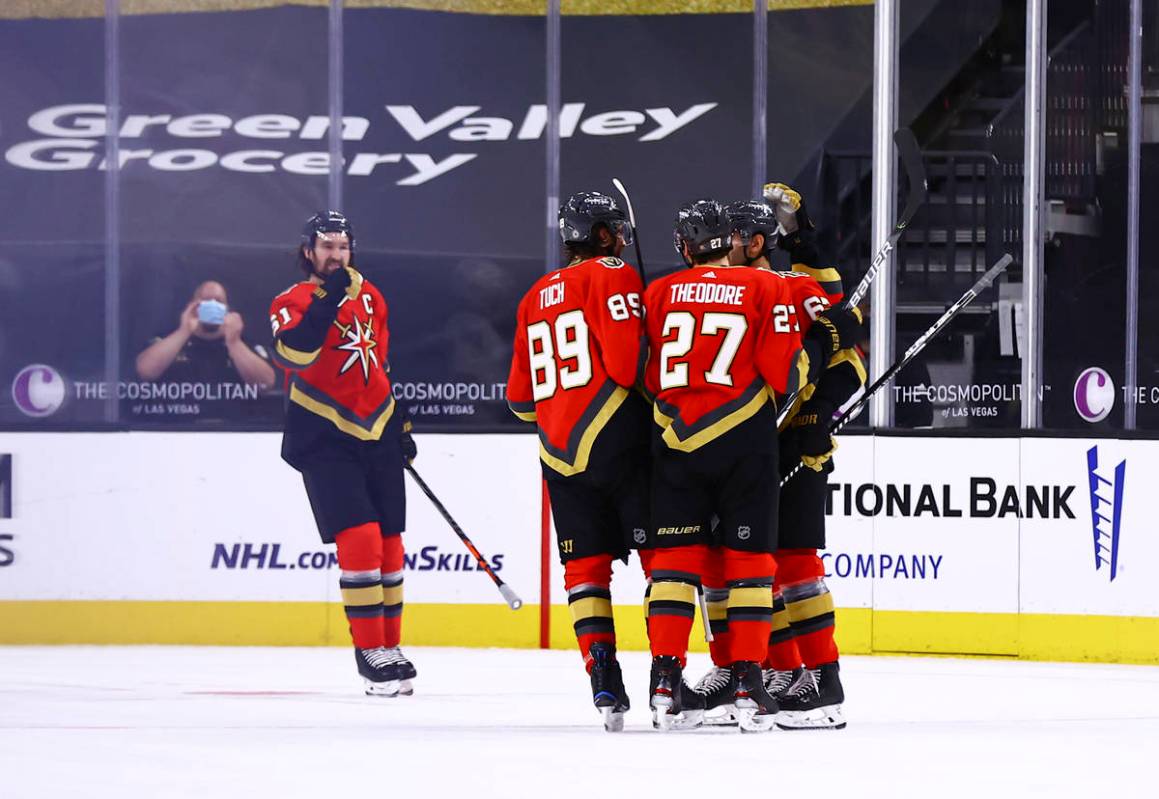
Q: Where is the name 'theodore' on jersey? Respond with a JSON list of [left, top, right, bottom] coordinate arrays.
[[269, 279, 394, 439], [644, 265, 808, 452], [507, 256, 644, 476]]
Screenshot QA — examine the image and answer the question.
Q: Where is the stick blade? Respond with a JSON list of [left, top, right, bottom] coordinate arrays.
[[611, 177, 636, 226], [894, 127, 928, 227]]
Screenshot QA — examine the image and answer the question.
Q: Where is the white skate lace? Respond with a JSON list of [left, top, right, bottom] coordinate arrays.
[[693, 666, 731, 694], [382, 646, 412, 666], [787, 669, 819, 698], [763, 669, 795, 695], [362, 647, 393, 668]]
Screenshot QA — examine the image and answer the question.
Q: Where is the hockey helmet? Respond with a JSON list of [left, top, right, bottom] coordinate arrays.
[[724, 200, 780, 254], [672, 199, 732, 259], [558, 191, 633, 246], [301, 210, 355, 253]]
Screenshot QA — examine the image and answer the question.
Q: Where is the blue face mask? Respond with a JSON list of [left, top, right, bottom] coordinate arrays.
[[197, 299, 227, 326]]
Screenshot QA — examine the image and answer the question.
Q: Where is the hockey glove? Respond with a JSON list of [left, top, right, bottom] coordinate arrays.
[[805, 306, 864, 358], [789, 400, 838, 472], [762, 182, 804, 235], [400, 418, 418, 464], [312, 264, 353, 302], [763, 182, 820, 264], [277, 267, 353, 357]]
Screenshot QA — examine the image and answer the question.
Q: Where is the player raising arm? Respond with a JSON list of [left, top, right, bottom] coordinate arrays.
[[641, 199, 859, 732], [270, 211, 419, 698]]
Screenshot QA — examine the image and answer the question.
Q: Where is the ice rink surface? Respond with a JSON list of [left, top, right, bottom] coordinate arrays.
[[2, 646, 1157, 798]]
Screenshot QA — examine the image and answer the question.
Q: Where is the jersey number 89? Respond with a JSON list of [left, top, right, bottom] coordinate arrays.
[[527, 310, 593, 401]]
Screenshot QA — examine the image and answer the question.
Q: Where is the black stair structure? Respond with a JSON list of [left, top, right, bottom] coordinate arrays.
[[812, 0, 1132, 427]]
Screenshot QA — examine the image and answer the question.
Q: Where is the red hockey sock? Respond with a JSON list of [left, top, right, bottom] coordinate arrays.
[[702, 548, 731, 667], [646, 545, 708, 665], [563, 554, 616, 669], [381, 533, 404, 648], [335, 523, 385, 650], [778, 549, 839, 667], [722, 548, 775, 664]]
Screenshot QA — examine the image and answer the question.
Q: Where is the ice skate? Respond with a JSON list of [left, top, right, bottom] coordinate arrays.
[[354, 647, 403, 697], [649, 656, 705, 732], [381, 646, 417, 696], [775, 661, 846, 730], [588, 642, 630, 732], [762, 666, 798, 701], [693, 665, 738, 726], [731, 661, 778, 733]]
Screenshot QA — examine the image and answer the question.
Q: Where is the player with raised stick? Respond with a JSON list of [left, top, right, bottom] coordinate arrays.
[[642, 199, 862, 732], [506, 192, 651, 732], [269, 211, 419, 698]]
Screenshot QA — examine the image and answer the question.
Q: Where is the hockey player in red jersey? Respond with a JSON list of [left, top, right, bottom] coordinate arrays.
[[506, 191, 651, 732], [642, 199, 861, 732], [691, 192, 865, 729], [270, 211, 419, 697], [759, 183, 865, 729]]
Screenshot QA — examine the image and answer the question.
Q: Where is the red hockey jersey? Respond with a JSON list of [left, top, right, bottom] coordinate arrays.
[[644, 265, 808, 452], [507, 256, 644, 476], [269, 278, 395, 440], [772, 265, 866, 424]]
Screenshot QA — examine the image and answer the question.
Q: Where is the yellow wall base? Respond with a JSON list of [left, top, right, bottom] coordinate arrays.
[[2, 601, 1157, 665]]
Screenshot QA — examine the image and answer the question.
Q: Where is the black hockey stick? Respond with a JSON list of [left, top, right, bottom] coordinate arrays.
[[612, 177, 647, 283], [776, 128, 927, 428], [779, 253, 1014, 487], [843, 127, 928, 309], [405, 464, 523, 610]]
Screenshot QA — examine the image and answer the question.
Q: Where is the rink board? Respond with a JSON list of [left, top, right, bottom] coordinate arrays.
[[0, 433, 1156, 663]]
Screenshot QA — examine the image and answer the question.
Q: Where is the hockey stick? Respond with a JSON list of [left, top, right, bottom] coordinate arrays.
[[405, 464, 523, 610], [844, 127, 928, 309], [612, 177, 647, 284], [776, 128, 928, 428], [779, 253, 1014, 487]]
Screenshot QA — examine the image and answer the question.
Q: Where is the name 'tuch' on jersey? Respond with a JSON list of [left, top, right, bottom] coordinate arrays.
[[507, 256, 644, 475], [644, 266, 808, 451]]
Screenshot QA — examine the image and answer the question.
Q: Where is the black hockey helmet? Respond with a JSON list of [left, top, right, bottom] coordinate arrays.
[[301, 210, 355, 253], [724, 200, 780, 255], [558, 191, 633, 246], [673, 199, 732, 260]]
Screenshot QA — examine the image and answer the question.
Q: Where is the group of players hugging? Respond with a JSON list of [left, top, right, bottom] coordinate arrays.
[[507, 186, 866, 732]]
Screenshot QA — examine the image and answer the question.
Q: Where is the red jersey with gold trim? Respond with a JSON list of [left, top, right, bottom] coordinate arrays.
[[507, 256, 644, 476], [777, 267, 844, 330], [644, 265, 808, 452], [771, 265, 866, 425], [269, 279, 395, 440]]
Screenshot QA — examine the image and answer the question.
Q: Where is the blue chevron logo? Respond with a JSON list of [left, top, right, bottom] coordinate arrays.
[[1086, 446, 1125, 582]]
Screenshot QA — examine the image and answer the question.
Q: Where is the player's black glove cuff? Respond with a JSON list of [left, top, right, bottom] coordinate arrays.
[[791, 399, 837, 456], [777, 205, 819, 265], [400, 418, 418, 464]]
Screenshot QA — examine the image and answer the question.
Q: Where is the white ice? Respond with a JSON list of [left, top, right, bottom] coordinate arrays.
[[2, 646, 1157, 798]]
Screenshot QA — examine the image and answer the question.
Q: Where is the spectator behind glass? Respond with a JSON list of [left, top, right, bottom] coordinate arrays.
[[135, 280, 276, 390]]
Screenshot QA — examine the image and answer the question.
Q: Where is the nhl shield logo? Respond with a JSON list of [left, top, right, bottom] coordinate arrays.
[[633, 528, 646, 545], [737, 525, 751, 541]]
